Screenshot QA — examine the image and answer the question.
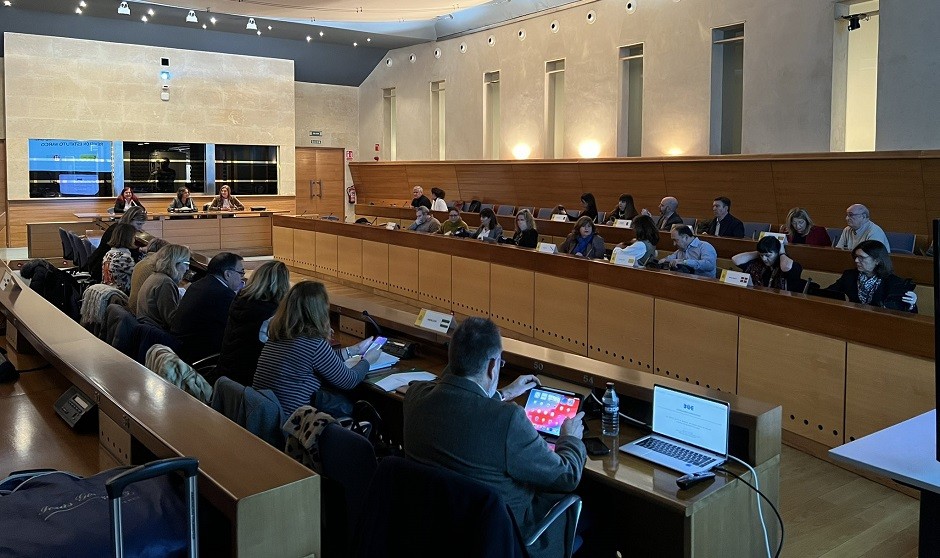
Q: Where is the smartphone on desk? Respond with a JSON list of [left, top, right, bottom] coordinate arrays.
[[583, 437, 611, 456]]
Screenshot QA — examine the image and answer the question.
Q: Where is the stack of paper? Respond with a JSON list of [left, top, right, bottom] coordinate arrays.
[[369, 350, 400, 372], [371, 371, 436, 392]]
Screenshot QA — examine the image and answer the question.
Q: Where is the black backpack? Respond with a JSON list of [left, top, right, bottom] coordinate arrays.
[[467, 200, 482, 213]]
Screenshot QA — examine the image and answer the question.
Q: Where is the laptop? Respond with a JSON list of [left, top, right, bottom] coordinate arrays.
[[523, 386, 582, 442], [619, 385, 730, 474]]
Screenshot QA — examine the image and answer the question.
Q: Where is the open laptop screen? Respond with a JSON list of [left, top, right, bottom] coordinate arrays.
[[524, 387, 580, 437], [652, 385, 730, 456]]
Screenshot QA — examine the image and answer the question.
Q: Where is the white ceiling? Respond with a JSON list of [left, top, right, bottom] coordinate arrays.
[[142, 0, 496, 23]]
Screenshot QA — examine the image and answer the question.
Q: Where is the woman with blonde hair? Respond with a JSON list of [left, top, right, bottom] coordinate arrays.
[[783, 207, 830, 246], [209, 184, 245, 211], [216, 260, 291, 385], [136, 244, 191, 330], [253, 281, 382, 415]]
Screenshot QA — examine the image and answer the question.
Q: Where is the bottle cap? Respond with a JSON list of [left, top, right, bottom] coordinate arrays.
[[606, 381, 614, 388]]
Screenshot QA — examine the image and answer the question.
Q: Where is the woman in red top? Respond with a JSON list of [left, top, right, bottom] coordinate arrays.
[[113, 186, 145, 213], [783, 207, 830, 246]]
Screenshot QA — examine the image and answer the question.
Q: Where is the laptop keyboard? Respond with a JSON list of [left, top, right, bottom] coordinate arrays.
[[637, 437, 716, 467]]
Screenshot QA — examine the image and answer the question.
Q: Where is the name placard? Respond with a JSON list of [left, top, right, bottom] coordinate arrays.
[[384, 222, 398, 230], [720, 269, 753, 287], [612, 251, 637, 267], [550, 214, 568, 222], [758, 231, 788, 243], [613, 219, 632, 229], [537, 242, 558, 254], [415, 309, 454, 333]]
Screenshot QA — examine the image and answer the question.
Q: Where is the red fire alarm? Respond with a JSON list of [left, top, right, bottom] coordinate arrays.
[[374, 143, 380, 151]]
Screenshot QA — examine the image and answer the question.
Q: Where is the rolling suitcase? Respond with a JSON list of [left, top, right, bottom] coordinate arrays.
[[0, 457, 199, 558]]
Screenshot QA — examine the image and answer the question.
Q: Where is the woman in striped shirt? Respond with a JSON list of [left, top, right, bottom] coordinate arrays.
[[253, 281, 381, 416]]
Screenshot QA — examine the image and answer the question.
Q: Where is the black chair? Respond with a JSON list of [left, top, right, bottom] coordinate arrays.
[[58, 228, 75, 262], [536, 208, 553, 219], [355, 456, 581, 558], [319, 423, 378, 557]]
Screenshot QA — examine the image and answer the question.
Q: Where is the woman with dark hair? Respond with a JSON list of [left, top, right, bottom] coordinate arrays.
[[732, 236, 804, 292], [253, 281, 382, 415], [513, 209, 540, 248], [430, 187, 448, 212], [114, 186, 144, 213], [101, 224, 138, 294], [560, 216, 606, 259], [821, 240, 918, 312], [87, 206, 147, 282], [579, 193, 599, 223], [168, 186, 196, 212], [611, 215, 659, 266], [605, 194, 639, 224], [473, 207, 504, 241]]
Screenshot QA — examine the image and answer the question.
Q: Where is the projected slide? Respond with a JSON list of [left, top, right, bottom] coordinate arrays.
[[29, 139, 112, 197]]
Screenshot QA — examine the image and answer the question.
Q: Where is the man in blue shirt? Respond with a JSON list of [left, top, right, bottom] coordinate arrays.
[[664, 225, 718, 278]]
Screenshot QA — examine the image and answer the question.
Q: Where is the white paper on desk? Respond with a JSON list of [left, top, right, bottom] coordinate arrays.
[[369, 351, 400, 372], [374, 371, 436, 392]]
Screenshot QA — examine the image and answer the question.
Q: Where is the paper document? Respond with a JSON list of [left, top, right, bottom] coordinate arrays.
[[369, 350, 400, 372], [373, 371, 436, 392]]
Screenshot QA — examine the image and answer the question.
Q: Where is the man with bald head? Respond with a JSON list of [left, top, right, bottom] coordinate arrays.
[[835, 203, 890, 251], [642, 196, 683, 231]]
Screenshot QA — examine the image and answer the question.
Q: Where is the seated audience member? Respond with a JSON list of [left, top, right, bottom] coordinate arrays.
[[560, 216, 606, 259], [101, 224, 139, 294], [579, 193, 599, 223], [209, 184, 245, 211], [170, 252, 245, 364], [128, 237, 169, 314], [605, 194, 639, 224], [407, 206, 442, 234], [430, 187, 448, 212], [663, 225, 717, 277], [820, 240, 917, 312], [705, 196, 745, 238], [114, 186, 144, 213], [410, 186, 432, 210], [217, 260, 291, 386], [403, 317, 585, 558], [473, 207, 504, 241], [253, 281, 381, 416], [732, 236, 804, 292], [642, 196, 683, 231], [611, 214, 659, 266], [782, 207, 830, 246], [551, 205, 570, 220], [513, 209, 540, 248], [835, 204, 891, 251], [168, 186, 197, 212], [87, 206, 147, 283], [136, 244, 191, 330], [439, 207, 469, 235]]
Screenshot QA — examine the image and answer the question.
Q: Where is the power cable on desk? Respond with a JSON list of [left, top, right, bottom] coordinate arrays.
[[715, 455, 784, 558], [587, 391, 649, 429]]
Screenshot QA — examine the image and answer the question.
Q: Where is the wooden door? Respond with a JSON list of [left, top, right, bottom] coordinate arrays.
[[296, 147, 346, 218]]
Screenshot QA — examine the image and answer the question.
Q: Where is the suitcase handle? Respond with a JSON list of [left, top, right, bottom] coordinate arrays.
[[105, 457, 198, 499]]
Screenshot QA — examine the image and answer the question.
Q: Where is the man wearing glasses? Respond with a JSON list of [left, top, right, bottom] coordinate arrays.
[[171, 252, 245, 364], [835, 203, 891, 251], [403, 317, 586, 558]]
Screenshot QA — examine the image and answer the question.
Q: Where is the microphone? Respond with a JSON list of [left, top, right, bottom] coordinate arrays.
[[361, 310, 383, 337], [299, 209, 308, 218], [371, 217, 378, 225]]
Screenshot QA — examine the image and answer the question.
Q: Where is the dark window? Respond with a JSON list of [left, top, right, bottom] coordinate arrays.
[[123, 142, 206, 194], [215, 145, 278, 195]]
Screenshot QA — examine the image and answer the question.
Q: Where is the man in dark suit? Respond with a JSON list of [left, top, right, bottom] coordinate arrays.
[[410, 185, 432, 210], [170, 252, 244, 364], [403, 317, 586, 558], [643, 196, 684, 231], [705, 196, 745, 237]]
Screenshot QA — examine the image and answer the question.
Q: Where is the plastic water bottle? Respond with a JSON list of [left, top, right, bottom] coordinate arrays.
[[601, 382, 620, 436]]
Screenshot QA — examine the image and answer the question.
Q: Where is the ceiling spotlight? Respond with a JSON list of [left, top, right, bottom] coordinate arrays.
[[141, 15, 147, 22], [306, 35, 312, 42], [353, 42, 358, 47], [256, 30, 261, 35], [186, 10, 198, 23], [367, 37, 371, 42], [75, 7, 82, 14], [117, 1, 130, 15], [147, 8, 154, 16], [202, 24, 206, 29], [3, 1, 11, 6], [319, 31, 324, 37], [246, 17, 257, 30], [79, 1, 86, 7], [841, 13, 867, 31], [210, 16, 216, 24], [267, 25, 272, 30]]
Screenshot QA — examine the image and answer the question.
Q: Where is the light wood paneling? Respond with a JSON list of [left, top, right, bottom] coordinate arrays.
[[844, 343, 935, 442], [451, 256, 490, 318], [314, 232, 338, 277], [653, 300, 738, 392], [296, 147, 346, 218], [587, 284, 654, 371], [738, 318, 846, 447], [163, 217, 221, 251], [336, 236, 363, 284], [221, 216, 273, 252], [418, 250, 452, 310], [273, 226, 294, 267], [293, 229, 316, 271], [533, 274, 588, 355], [490, 264, 534, 336], [664, 161, 778, 224], [387, 245, 419, 300], [0, 140, 7, 246], [405, 164, 459, 197], [27, 222, 95, 258], [361, 240, 389, 291], [453, 163, 516, 205], [578, 161, 667, 218]]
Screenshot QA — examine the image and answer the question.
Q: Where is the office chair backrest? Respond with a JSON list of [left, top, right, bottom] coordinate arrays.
[[884, 231, 915, 254], [536, 208, 553, 219], [59, 228, 75, 262], [496, 205, 515, 216], [743, 222, 771, 239], [320, 423, 378, 554], [68, 232, 87, 268], [827, 227, 842, 247]]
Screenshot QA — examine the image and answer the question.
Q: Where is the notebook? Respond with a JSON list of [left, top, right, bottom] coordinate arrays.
[[523, 386, 581, 439], [619, 385, 730, 474]]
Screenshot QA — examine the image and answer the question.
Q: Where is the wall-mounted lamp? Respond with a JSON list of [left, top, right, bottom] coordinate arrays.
[[841, 13, 868, 31], [186, 10, 198, 23], [578, 140, 601, 158], [246, 17, 257, 30], [117, 1, 130, 15], [512, 144, 532, 160]]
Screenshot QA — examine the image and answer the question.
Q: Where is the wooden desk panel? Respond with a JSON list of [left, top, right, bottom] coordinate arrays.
[[163, 217, 221, 251], [221, 216, 272, 252], [587, 284, 654, 371], [293, 229, 317, 272], [490, 264, 534, 336], [534, 274, 588, 355], [653, 300, 739, 392], [451, 256, 490, 318], [418, 250, 452, 309], [844, 343, 935, 443], [337, 236, 363, 284], [314, 232, 338, 277], [273, 226, 294, 267], [362, 240, 390, 291], [387, 245, 420, 300], [738, 319, 846, 447]]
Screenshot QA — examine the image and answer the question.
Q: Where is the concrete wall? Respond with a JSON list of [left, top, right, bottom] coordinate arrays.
[[3, 33, 296, 199], [0, 58, 5, 140]]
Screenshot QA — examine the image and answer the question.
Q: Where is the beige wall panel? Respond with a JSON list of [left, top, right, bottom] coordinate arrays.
[[162, 218, 220, 251], [293, 229, 316, 271], [272, 226, 294, 266], [336, 236, 363, 284], [587, 284, 654, 372], [739, 318, 846, 447], [418, 250, 452, 310], [451, 256, 490, 318], [534, 275, 588, 355], [845, 343, 935, 442], [388, 245, 419, 300], [653, 300, 738, 393], [490, 264, 534, 336], [314, 232, 338, 277], [221, 217, 272, 251], [361, 240, 389, 291]]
